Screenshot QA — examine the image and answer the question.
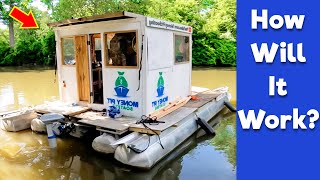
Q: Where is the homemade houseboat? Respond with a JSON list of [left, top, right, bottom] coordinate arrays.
[[0, 12, 235, 169]]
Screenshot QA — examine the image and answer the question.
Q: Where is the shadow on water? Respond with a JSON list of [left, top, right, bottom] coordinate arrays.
[[192, 66, 236, 71], [0, 66, 54, 73]]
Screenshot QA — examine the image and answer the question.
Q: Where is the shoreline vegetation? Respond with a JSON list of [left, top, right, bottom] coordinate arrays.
[[0, 0, 236, 67]]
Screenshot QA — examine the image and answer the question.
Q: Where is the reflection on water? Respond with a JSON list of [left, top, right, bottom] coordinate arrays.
[[212, 113, 236, 166], [0, 66, 59, 112], [0, 66, 236, 180], [0, 85, 14, 108]]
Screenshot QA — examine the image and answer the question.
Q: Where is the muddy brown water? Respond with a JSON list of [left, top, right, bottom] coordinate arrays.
[[0, 66, 236, 180]]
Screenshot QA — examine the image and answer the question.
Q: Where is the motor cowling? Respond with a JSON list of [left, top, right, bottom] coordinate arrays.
[[52, 122, 75, 136]]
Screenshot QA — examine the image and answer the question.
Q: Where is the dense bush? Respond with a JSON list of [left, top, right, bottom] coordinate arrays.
[[0, 45, 14, 66], [1, 30, 236, 67], [41, 30, 56, 66], [193, 32, 236, 66], [0, 0, 236, 67], [0, 30, 55, 66]]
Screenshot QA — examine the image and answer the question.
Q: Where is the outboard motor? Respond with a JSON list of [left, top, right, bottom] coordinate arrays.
[[40, 113, 65, 148], [52, 122, 75, 136]]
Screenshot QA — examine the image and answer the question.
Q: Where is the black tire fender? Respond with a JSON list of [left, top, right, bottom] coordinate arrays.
[[196, 117, 216, 135]]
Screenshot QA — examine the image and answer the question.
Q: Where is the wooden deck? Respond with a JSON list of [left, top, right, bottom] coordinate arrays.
[[76, 111, 138, 135], [33, 91, 224, 135], [184, 92, 221, 108], [129, 107, 197, 134], [129, 91, 223, 134], [34, 102, 91, 116]]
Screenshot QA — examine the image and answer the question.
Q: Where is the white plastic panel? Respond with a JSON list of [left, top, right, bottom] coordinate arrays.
[[103, 68, 143, 118], [146, 68, 172, 115], [171, 63, 191, 98], [145, 28, 192, 115], [59, 66, 78, 103], [145, 64, 191, 115], [146, 28, 173, 70]]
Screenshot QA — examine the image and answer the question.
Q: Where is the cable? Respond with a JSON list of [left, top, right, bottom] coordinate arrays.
[[128, 134, 151, 153], [129, 115, 165, 154], [141, 121, 165, 149], [54, 51, 57, 83], [136, 35, 144, 91]]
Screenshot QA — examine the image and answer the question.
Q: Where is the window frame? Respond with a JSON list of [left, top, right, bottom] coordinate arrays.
[[90, 33, 102, 63], [173, 33, 191, 65], [104, 30, 139, 69], [61, 36, 76, 66]]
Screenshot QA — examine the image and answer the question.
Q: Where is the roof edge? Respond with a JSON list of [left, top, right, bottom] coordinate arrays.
[[48, 11, 142, 28]]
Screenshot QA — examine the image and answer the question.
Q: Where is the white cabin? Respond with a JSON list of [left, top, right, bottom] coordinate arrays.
[[49, 12, 193, 118]]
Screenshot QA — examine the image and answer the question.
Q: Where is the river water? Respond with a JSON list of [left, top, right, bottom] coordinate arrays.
[[0, 66, 236, 180]]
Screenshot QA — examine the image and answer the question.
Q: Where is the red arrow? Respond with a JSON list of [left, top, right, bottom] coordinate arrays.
[[9, 6, 39, 29]]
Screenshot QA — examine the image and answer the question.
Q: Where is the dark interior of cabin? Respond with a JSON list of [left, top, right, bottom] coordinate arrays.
[[90, 34, 104, 104]]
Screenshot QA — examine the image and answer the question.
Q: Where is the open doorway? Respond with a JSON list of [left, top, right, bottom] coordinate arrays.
[[90, 34, 104, 104]]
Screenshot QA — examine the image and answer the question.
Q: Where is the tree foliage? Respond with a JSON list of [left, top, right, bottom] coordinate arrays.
[[193, 32, 236, 66], [0, 0, 26, 24], [0, 0, 236, 67], [203, 0, 236, 40], [53, 0, 148, 20], [0, 6, 55, 66]]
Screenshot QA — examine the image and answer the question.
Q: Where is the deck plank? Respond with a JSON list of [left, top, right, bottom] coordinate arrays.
[[129, 91, 224, 134], [78, 116, 138, 132], [34, 102, 91, 116], [73, 111, 106, 120], [129, 107, 197, 132], [184, 92, 221, 108]]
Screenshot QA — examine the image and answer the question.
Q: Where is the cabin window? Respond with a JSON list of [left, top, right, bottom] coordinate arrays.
[[174, 35, 190, 63], [105, 31, 137, 67], [62, 38, 76, 65]]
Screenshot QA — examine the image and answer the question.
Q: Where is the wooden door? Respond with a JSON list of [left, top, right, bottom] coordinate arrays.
[[75, 35, 90, 102]]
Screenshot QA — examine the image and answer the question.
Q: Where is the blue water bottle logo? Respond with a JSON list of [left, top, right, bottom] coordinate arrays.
[[157, 72, 165, 97], [114, 71, 129, 97]]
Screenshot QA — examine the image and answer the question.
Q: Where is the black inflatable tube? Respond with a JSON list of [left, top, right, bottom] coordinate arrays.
[[224, 101, 237, 112], [196, 117, 216, 135]]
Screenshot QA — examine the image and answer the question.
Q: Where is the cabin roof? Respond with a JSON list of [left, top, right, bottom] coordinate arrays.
[[48, 11, 142, 27]]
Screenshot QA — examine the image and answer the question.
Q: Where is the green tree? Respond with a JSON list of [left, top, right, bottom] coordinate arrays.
[[0, 28, 11, 65], [146, 0, 206, 31], [0, 0, 237, 67], [53, 0, 148, 20], [192, 32, 236, 66], [203, 0, 236, 40], [0, 0, 34, 47], [1, 0, 18, 47], [0, 5, 55, 66]]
